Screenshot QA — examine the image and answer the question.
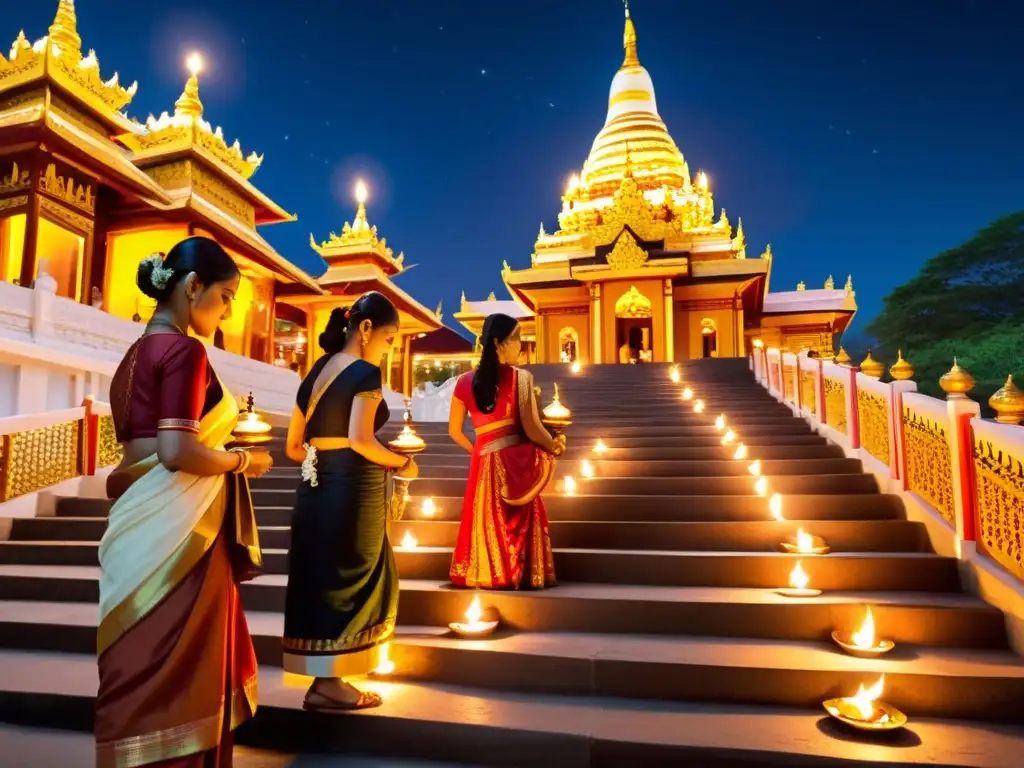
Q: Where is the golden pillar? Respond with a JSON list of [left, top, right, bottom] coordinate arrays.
[[536, 314, 547, 363], [402, 334, 413, 396], [590, 283, 603, 364], [663, 279, 674, 363]]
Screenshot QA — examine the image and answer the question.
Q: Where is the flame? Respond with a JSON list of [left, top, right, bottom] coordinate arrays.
[[682, 387, 694, 401], [769, 493, 784, 521], [373, 645, 394, 675], [465, 596, 483, 625], [354, 179, 369, 204], [670, 367, 681, 383], [400, 531, 418, 549], [722, 429, 736, 445], [186, 52, 203, 77], [421, 498, 436, 517], [570, 361, 582, 374], [734, 444, 748, 460], [754, 476, 768, 496], [853, 607, 876, 649], [796, 528, 814, 553], [846, 675, 886, 721], [581, 460, 595, 479], [697, 171, 709, 190], [564, 475, 577, 495], [694, 400, 705, 413], [714, 415, 726, 431], [789, 561, 810, 590], [593, 439, 608, 454], [749, 460, 762, 476]]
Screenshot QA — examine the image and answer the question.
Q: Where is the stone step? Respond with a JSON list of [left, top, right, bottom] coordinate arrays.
[[0, 649, 1021, 766], [0, 576, 1005, 649], [0, 545, 960, 590]]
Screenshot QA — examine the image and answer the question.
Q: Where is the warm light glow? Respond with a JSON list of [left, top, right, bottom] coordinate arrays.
[[400, 531, 418, 549], [753, 339, 764, 349], [669, 366, 681, 383], [373, 644, 395, 675], [581, 460, 595, 479], [722, 430, 736, 445], [789, 561, 810, 590], [566, 173, 580, 193], [694, 400, 705, 413], [682, 387, 694, 401], [845, 676, 887, 722], [697, 171, 709, 190], [570, 360, 582, 374], [853, 608, 877, 650], [734, 444, 748, 460], [714, 415, 726, 431], [754, 476, 768, 496], [769, 493, 784, 521], [564, 476, 577, 495], [795, 528, 815, 554], [390, 424, 426, 451], [593, 439, 608, 454], [749, 460, 762, 477], [354, 179, 369, 205], [465, 596, 484, 625], [186, 52, 203, 77], [421, 498, 436, 517]]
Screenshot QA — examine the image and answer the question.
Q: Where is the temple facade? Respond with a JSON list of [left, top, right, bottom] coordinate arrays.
[[464, 8, 856, 364]]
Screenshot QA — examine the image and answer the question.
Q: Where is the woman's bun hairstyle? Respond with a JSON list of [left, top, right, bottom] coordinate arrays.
[[319, 291, 400, 355], [319, 307, 350, 355], [136, 236, 240, 304]]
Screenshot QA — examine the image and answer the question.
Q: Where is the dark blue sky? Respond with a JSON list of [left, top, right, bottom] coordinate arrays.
[[25, 0, 1024, 330]]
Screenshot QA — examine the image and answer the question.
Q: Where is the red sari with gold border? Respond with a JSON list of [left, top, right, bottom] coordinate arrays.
[[96, 334, 258, 768], [449, 365, 556, 589]]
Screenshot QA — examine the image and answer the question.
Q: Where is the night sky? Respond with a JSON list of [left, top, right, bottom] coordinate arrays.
[[20, 0, 1024, 333]]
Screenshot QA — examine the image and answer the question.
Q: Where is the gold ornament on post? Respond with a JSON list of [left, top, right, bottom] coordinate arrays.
[[939, 358, 975, 400], [859, 351, 884, 379], [387, 398, 427, 521], [231, 393, 273, 446], [989, 375, 1024, 425], [889, 350, 914, 381], [834, 347, 852, 366]]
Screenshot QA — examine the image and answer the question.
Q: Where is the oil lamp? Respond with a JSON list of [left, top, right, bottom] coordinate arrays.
[[231, 393, 273, 446], [669, 366, 681, 383], [570, 360, 582, 374], [398, 531, 419, 550], [580, 460, 595, 479], [421, 498, 437, 517], [714, 415, 726, 431], [540, 383, 573, 432], [593, 439, 609, 454], [754, 476, 768, 496], [563, 475, 577, 495], [823, 675, 907, 731], [387, 398, 427, 521], [749, 460, 762, 477], [769, 493, 784, 521], [681, 387, 694, 401], [781, 527, 830, 555], [778, 561, 821, 597], [734, 444, 748, 460], [832, 607, 895, 658], [721, 429, 736, 445], [371, 644, 395, 676], [694, 399, 705, 413], [449, 595, 499, 638]]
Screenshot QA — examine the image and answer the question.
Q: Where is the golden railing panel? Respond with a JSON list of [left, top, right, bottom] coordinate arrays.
[[903, 407, 954, 527], [800, 370, 817, 415], [97, 415, 123, 468], [824, 378, 847, 434], [3, 420, 81, 501], [783, 364, 795, 402], [974, 437, 1024, 581], [857, 390, 890, 466]]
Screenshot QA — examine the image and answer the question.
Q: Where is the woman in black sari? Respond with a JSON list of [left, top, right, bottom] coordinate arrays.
[[282, 292, 418, 711]]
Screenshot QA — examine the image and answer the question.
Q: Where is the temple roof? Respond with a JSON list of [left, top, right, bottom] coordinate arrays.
[[763, 275, 858, 315], [310, 182, 405, 276]]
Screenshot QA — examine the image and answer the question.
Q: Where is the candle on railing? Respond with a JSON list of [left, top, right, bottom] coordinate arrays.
[[832, 607, 895, 658], [823, 675, 906, 731], [449, 595, 499, 638]]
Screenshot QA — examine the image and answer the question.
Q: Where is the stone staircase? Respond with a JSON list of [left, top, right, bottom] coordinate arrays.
[[1, 360, 1023, 766]]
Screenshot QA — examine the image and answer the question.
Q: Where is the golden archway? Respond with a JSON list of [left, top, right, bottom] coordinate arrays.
[[558, 326, 579, 362], [615, 285, 653, 318]]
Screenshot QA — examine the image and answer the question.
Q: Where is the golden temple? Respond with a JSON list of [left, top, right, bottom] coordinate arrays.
[[459, 7, 857, 363]]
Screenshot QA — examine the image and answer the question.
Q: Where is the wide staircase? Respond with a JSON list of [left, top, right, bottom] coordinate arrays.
[[0, 360, 1022, 765]]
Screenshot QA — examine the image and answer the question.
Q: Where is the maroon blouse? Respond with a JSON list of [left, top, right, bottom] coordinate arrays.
[[110, 333, 223, 442]]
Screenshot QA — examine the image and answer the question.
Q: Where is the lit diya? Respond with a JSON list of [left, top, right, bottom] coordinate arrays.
[[670, 366, 681, 383], [449, 595, 499, 638], [823, 675, 907, 731], [231, 392, 273, 446], [421, 498, 437, 517], [541, 382, 573, 432], [777, 561, 821, 597], [580, 459, 595, 479], [714, 415, 726, 431], [749, 460, 762, 477], [370, 644, 395, 676], [780, 527, 831, 555], [754, 476, 769, 496], [721, 429, 736, 445], [769, 493, 785, 521], [398, 531, 419, 550], [570, 360, 582, 374], [734, 444, 748, 460], [832, 607, 895, 658], [593, 439, 609, 454], [693, 399, 706, 413], [563, 475, 577, 495], [681, 387, 694, 401]]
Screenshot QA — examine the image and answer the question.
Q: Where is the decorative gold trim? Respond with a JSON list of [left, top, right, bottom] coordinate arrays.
[[38, 163, 95, 213], [614, 285, 653, 318], [479, 434, 526, 456], [606, 230, 649, 271], [0, 194, 28, 213], [974, 436, 1024, 580], [903, 406, 954, 527], [858, 389, 890, 465], [354, 390, 383, 400], [282, 616, 395, 653], [476, 418, 516, 436], [824, 378, 847, 435], [95, 710, 222, 768], [38, 196, 93, 234], [0, 160, 30, 194], [4, 419, 80, 501], [157, 418, 201, 433]]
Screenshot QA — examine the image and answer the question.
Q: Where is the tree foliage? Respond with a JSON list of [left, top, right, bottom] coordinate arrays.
[[865, 211, 1024, 404]]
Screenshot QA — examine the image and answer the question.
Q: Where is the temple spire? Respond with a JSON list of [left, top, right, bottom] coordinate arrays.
[[174, 53, 204, 119], [49, 0, 82, 59], [622, 1, 640, 68]]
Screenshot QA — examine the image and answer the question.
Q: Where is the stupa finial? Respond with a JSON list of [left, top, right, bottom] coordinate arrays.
[[49, 0, 83, 60], [622, 1, 640, 68], [174, 53, 205, 119]]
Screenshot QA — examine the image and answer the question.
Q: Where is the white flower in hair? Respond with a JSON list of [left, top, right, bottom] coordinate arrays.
[[143, 253, 176, 290]]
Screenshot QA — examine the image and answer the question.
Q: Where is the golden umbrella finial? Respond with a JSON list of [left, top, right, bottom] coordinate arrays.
[[939, 358, 976, 400], [622, 0, 640, 68], [889, 350, 915, 381], [989, 375, 1024, 425], [859, 351, 884, 379], [835, 347, 852, 366], [174, 53, 204, 119]]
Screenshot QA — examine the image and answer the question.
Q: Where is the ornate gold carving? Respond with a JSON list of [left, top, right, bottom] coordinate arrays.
[[824, 377, 847, 434], [310, 199, 401, 270], [783, 364, 795, 402], [903, 406, 954, 527], [3, 420, 81, 501], [800, 369, 817, 415], [192, 165, 255, 228], [858, 389, 890, 466], [0, 161, 31, 194], [0, 88, 44, 113], [0, 194, 28, 213], [144, 160, 193, 190], [38, 163, 95, 213], [614, 285, 652, 318], [590, 174, 667, 246], [606, 230, 649, 270], [97, 415, 122, 469], [974, 437, 1024, 579], [39, 196, 93, 233]]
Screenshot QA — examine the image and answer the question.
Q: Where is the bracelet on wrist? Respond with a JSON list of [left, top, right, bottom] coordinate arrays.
[[229, 447, 251, 475]]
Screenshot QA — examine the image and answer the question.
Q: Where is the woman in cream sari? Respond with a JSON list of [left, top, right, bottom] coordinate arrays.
[[96, 237, 272, 768]]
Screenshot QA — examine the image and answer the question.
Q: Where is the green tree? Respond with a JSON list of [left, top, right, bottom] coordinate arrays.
[[866, 211, 1024, 406]]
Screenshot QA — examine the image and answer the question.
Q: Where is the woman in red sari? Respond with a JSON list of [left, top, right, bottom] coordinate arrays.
[[448, 314, 564, 589], [96, 237, 272, 767]]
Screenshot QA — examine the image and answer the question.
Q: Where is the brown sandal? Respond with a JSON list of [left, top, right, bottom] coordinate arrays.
[[302, 689, 383, 712]]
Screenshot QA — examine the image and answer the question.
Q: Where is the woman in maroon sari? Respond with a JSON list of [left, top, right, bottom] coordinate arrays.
[[96, 237, 273, 767], [448, 314, 564, 589]]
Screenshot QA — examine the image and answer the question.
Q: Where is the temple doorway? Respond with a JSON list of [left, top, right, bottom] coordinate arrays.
[[558, 327, 579, 363], [614, 285, 653, 363], [701, 318, 718, 358]]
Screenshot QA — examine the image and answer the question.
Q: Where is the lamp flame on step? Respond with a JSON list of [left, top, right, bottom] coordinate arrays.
[[769, 493, 784, 521], [749, 460, 762, 477], [694, 400, 705, 413], [734, 444, 748, 460], [670, 366, 681, 383], [795, 528, 815, 553], [722, 429, 736, 445], [714, 415, 726, 431], [564, 475, 577, 495], [853, 608, 876, 650], [593, 439, 608, 454], [448, 594, 500, 638], [845, 675, 887, 722], [421, 498, 436, 517], [682, 387, 694, 401], [571, 361, 582, 374], [400, 531, 418, 549], [790, 561, 810, 590], [372, 645, 395, 676], [754, 476, 768, 496], [581, 460, 595, 479], [465, 596, 483, 625]]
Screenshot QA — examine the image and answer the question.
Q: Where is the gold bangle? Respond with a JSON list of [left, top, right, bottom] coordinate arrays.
[[229, 447, 251, 475]]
